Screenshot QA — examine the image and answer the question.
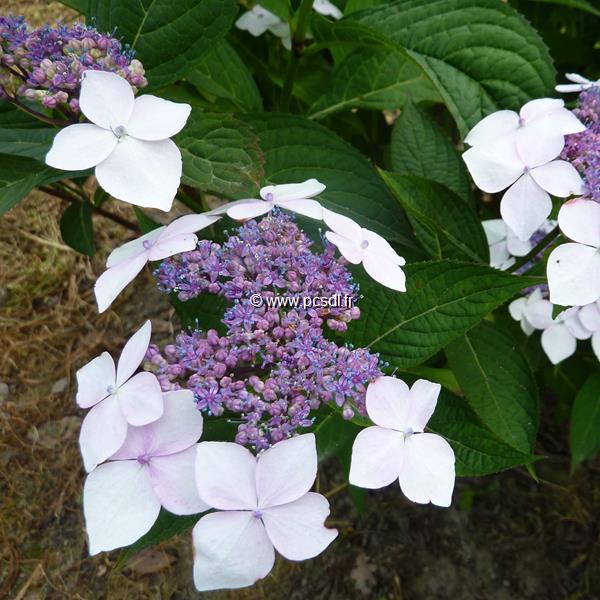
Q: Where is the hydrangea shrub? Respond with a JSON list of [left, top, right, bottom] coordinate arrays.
[[1, 0, 599, 592]]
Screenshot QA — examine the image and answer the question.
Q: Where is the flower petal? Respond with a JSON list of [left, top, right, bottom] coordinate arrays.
[[83, 460, 160, 555], [323, 208, 363, 240], [406, 379, 441, 432], [462, 142, 522, 193], [324, 231, 362, 264], [126, 95, 191, 141], [106, 228, 163, 268], [313, 0, 343, 19], [509, 297, 528, 321], [515, 124, 564, 168], [262, 492, 338, 560], [149, 446, 209, 515], [261, 179, 326, 202], [192, 511, 275, 592], [45, 124, 117, 171], [500, 174, 552, 242], [579, 301, 600, 332], [530, 160, 584, 197], [362, 254, 406, 292], [95, 137, 181, 211], [116, 320, 152, 385], [148, 233, 197, 261], [541, 324, 576, 364], [227, 200, 272, 220], [399, 433, 455, 507], [562, 309, 592, 340], [365, 375, 410, 430], [76, 352, 116, 408], [519, 98, 565, 122], [547, 243, 600, 307], [464, 110, 519, 147], [118, 371, 164, 426], [524, 298, 554, 330], [275, 198, 324, 220], [256, 433, 317, 508], [558, 199, 600, 247], [94, 252, 149, 313], [592, 331, 600, 362], [79, 70, 135, 130], [195, 442, 257, 510], [159, 213, 221, 238], [348, 426, 404, 489], [79, 394, 127, 472], [522, 98, 585, 135], [362, 229, 405, 265], [235, 6, 280, 36]]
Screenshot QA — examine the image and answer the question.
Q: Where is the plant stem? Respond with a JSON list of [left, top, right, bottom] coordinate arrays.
[[4, 95, 69, 127], [507, 226, 561, 274], [280, 0, 314, 111], [40, 185, 139, 232]]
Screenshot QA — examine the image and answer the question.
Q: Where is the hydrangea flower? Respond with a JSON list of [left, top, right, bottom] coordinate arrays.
[[556, 73, 600, 94], [323, 209, 406, 291], [349, 377, 455, 507], [0, 17, 146, 111], [540, 307, 592, 365], [214, 179, 325, 221], [94, 213, 220, 313], [46, 70, 191, 210], [193, 434, 337, 591], [76, 320, 163, 471], [547, 199, 600, 307], [148, 211, 383, 448], [578, 300, 600, 361], [509, 288, 552, 335], [83, 390, 207, 555], [463, 99, 585, 241]]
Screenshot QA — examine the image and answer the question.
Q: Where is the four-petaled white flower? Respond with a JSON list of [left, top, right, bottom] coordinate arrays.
[[83, 390, 208, 555], [46, 70, 191, 211], [540, 307, 592, 365], [508, 288, 553, 335], [547, 199, 600, 307], [556, 73, 600, 94], [94, 213, 220, 313], [463, 98, 585, 241], [235, 5, 291, 49], [193, 433, 337, 592], [578, 300, 600, 362], [76, 320, 163, 472], [323, 208, 406, 292], [212, 179, 325, 221], [349, 377, 455, 507], [313, 0, 343, 19]]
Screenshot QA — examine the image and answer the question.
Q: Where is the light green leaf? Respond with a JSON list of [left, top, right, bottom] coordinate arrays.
[[60, 201, 95, 256], [240, 113, 420, 255], [354, 0, 556, 135], [309, 48, 440, 119], [391, 102, 472, 204], [429, 390, 536, 476], [177, 111, 264, 199], [345, 261, 540, 367], [379, 171, 488, 263], [88, 0, 238, 91], [570, 372, 600, 472], [186, 40, 262, 112], [445, 320, 538, 454]]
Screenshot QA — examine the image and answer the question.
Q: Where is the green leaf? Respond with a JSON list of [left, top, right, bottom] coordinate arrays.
[[115, 509, 200, 569], [177, 111, 264, 199], [88, 0, 238, 91], [354, 0, 556, 135], [252, 0, 292, 20], [58, 0, 88, 12], [390, 102, 472, 204], [60, 201, 95, 256], [171, 293, 229, 333], [379, 171, 488, 263], [345, 260, 540, 367], [315, 411, 362, 463], [186, 40, 262, 112], [133, 207, 161, 234], [445, 320, 538, 454], [527, 0, 600, 16], [309, 48, 439, 119], [240, 113, 420, 256], [570, 372, 600, 472], [429, 390, 536, 476]]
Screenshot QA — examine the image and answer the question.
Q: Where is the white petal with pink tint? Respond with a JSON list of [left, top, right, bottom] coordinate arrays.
[[530, 160, 584, 197], [192, 511, 275, 592], [276, 198, 324, 220], [541, 324, 577, 364], [256, 434, 317, 508], [406, 379, 441, 432], [195, 442, 257, 510], [362, 255, 406, 292], [83, 460, 160, 554], [558, 199, 600, 247], [106, 228, 163, 268], [462, 143, 522, 193], [261, 179, 325, 202], [117, 371, 163, 426], [464, 110, 519, 146], [366, 376, 410, 430], [76, 352, 115, 408], [116, 320, 152, 385], [262, 492, 338, 560], [227, 200, 273, 220], [126, 95, 191, 141], [324, 231, 363, 264]]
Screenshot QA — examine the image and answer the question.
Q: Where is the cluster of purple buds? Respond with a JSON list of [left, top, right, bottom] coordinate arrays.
[[0, 16, 146, 112], [146, 211, 384, 450], [562, 86, 600, 203]]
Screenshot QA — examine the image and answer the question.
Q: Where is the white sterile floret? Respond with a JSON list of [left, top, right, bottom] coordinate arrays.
[[547, 199, 600, 307], [46, 71, 191, 211], [94, 213, 220, 313], [323, 208, 406, 292], [349, 377, 455, 507], [540, 307, 592, 365], [556, 73, 600, 94], [508, 288, 553, 335]]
